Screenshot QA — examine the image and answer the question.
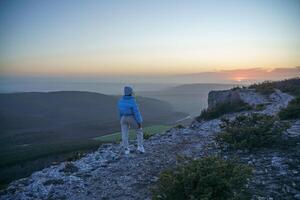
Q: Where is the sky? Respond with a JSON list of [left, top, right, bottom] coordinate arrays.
[[0, 0, 300, 83]]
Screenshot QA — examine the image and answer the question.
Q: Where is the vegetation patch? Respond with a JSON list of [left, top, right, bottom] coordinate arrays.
[[43, 179, 64, 186], [60, 162, 79, 174], [152, 156, 252, 200], [196, 100, 251, 121], [217, 114, 289, 150], [278, 97, 300, 120], [249, 81, 276, 95], [273, 77, 300, 97], [66, 151, 86, 162], [174, 124, 185, 129], [254, 104, 267, 111], [143, 132, 153, 140], [249, 78, 300, 96]]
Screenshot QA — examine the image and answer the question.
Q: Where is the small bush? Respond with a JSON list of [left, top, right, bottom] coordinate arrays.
[[43, 179, 64, 186], [231, 86, 242, 91], [249, 81, 275, 95], [60, 162, 78, 174], [152, 156, 252, 200], [66, 151, 85, 161], [197, 101, 251, 121], [249, 77, 300, 96], [143, 132, 152, 140], [217, 114, 288, 150], [274, 77, 300, 97], [175, 124, 185, 129], [279, 97, 300, 120], [254, 104, 266, 111]]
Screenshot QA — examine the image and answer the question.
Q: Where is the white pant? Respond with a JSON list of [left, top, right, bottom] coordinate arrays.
[[120, 116, 144, 150]]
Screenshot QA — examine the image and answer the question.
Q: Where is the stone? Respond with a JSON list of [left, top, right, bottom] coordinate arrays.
[[295, 193, 300, 200], [208, 89, 241, 108]]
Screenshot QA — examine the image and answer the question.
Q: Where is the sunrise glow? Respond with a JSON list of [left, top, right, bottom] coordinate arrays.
[[233, 77, 246, 82], [0, 0, 299, 82]]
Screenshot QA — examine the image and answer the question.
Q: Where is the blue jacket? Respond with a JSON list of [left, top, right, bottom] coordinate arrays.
[[118, 96, 143, 123]]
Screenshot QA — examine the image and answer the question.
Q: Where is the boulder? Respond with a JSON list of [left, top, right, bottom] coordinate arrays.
[[208, 88, 268, 109]]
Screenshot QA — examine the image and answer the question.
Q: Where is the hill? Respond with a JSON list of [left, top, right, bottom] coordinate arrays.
[[0, 91, 183, 132], [0, 91, 185, 187]]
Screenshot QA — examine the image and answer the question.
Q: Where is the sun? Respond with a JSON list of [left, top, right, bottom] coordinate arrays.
[[233, 76, 247, 82]]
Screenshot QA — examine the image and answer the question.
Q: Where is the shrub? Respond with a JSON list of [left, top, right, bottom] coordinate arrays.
[[143, 132, 152, 140], [249, 77, 300, 96], [60, 162, 78, 174], [249, 81, 275, 95], [43, 179, 64, 186], [175, 124, 185, 129], [66, 151, 85, 161], [217, 114, 288, 150], [274, 77, 300, 97], [196, 101, 251, 121], [279, 97, 300, 120], [152, 156, 252, 200], [254, 104, 266, 111]]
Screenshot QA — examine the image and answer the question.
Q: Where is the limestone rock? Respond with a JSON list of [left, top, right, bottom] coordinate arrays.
[[286, 120, 300, 138]]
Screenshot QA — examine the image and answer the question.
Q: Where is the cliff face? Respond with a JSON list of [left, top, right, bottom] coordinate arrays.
[[208, 88, 293, 115], [208, 88, 268, 108], [0, 88, 299, 200]]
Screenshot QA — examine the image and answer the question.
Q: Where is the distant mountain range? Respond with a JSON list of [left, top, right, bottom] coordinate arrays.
[[171, 67, 300, 84]]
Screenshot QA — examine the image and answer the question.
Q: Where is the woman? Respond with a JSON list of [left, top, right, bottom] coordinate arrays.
[[118, 86, 145, 154]]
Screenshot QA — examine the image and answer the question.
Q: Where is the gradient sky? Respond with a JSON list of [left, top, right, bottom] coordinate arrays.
[[0, 0, 300, 78]]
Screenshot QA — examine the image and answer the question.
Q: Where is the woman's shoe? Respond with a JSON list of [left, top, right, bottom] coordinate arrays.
[[137, 146, 145, 153], [124, 149, 130, 155]]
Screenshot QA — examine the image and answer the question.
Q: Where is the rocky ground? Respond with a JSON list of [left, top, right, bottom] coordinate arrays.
[[0, 121, 220, 200], [219, 118, 300, 200], [0, 89, 299, 200]]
